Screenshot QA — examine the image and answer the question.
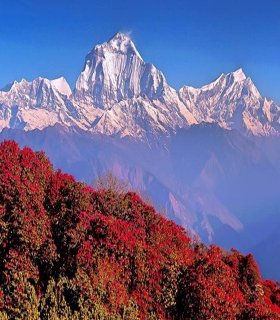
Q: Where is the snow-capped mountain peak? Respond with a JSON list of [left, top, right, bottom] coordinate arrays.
[[74, 32, 146, 107], [50, 77, 72, 97], [179, 67, 280, 136], [0, 33, 280, 138], [74, 31, 181, 106], [105, 32, 143, 60], [73, 32, 197, 138], [1, 79, 29, 93], [231, 68, 247, 82]]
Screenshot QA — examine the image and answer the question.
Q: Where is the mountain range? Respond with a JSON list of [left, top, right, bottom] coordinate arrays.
[[1, 32, 280, 279], [1, 32, 280, 139]]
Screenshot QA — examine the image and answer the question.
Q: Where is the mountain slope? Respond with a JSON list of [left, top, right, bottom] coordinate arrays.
[[170, 125, 280, 254], [0, 140, 279, 319], [1, 124, 280, 279]]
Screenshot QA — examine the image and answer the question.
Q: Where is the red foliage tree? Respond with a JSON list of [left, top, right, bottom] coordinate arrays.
[[0, 140, 278, 319]]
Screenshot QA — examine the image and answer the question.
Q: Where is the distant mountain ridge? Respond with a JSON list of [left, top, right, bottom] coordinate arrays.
[[0, 32, 280, 140]]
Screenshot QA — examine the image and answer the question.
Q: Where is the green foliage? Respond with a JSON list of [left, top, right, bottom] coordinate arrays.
[[40, 278, 75, 320], [4, 272, 40, 320]]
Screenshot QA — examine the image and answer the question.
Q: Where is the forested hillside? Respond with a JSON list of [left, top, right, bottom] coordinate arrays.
[[0, 141, 279, 319]]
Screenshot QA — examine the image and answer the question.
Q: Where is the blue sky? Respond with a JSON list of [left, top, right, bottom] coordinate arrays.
[[0, 0, 280, 102]]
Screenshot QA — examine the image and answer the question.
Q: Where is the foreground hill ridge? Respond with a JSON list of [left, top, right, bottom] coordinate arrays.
[[0, 32, 280, 140], [0, 140, 279, 319]]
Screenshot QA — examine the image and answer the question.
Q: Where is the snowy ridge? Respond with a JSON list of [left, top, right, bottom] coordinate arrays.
[[179, 69, 280, 136], [0, 32, 279, 139]]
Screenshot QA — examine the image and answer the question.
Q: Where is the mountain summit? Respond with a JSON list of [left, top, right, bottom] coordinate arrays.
[[74, 32, 147, 107], [179, 68, 280, 136], [0, 33, 279, 139], [231, 68, 247, 82], [74, 32, 196, 140]]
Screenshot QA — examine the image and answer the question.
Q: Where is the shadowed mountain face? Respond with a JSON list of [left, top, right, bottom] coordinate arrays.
[[170, 126, 280, 252], [1, 123, 280, 280]]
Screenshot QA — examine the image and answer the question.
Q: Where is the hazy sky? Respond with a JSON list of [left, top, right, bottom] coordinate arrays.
[[0, 0, 280, 102]]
